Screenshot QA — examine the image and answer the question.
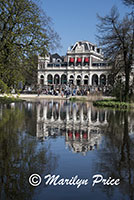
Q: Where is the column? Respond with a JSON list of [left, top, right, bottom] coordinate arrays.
[[104, 111, 107, 124], [43, 105, 47, 121], [81, 73, 84, 86], [66, 131, 69, 141], [37, 104, 41, 121], [36, 123, 40, 138], [38, 73, 40, 85], [80, 130, 83, 141], [98, 75, 100, 86], [87, 107, 91, 123], [51, 101, 54, 121], [75, 57, 77, 67], [87, 128, 90, 140], [43, 123, 48, 138], [73, 130, 75, 140], [80, 106, 84, 123], [44, 73, 47, 86], [89, 56, 92, 68], [89, 74, 92, 86], [96, 111, 99, 124], [73, 107, 77, 122], [74, 73, 77, 86], [82, 57, 84, 67], [58, 105, 61, 121], [66, 106, 69, 121]]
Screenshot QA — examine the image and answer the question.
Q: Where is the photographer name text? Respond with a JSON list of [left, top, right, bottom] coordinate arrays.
[[29, 173, 120, 188]]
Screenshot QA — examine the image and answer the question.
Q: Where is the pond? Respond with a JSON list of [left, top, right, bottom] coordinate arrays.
[[0, 100, 134, 200]]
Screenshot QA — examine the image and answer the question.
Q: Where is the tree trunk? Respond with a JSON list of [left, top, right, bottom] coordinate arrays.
[[124, 67, 130, 102]]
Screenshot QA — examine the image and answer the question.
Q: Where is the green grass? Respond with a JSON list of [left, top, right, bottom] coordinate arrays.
[[93, 99, 132, 109], [69, 97, 87, 102], [0, 96, 23, 104]]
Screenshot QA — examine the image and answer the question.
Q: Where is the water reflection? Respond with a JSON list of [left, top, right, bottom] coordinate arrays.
[[36, 101, 134, 199], [0, 101, 134, 200], [92, 110, 134, 200], [0, 103, 57, 200], [36, 100, 107, 155]]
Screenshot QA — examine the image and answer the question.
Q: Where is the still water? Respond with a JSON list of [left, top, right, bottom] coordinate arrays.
[[0, 100, 134, 200]]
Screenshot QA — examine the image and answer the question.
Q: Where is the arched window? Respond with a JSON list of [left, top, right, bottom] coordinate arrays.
[[99, 110, 105, 123], [54, 74, 60, 85], [47, 74, 53, 84], [69, 75, 74, 84], [70, 75, 74, 79], [92, 74, 98, 86], [84, 75, 89, 85], [61, 74, 67, 84], [40, 75, 44, 85], [60, 108, 66, 120], [91, 109, 97, 122], [77, 75, 81, 79], [76, 75, 81, 86]]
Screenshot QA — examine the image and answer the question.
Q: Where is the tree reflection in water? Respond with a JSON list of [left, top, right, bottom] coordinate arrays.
[[93, 110, 134, 200], [0, 103, 57, 200], [1, 101, 134, 200]]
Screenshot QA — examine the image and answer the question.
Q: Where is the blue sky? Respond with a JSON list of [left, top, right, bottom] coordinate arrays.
[[41, 0, 129, 55]]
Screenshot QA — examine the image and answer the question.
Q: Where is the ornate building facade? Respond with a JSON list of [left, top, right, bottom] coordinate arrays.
[[38, 41, 112, 89]]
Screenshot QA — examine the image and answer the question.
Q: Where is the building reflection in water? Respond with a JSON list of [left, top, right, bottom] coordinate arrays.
[[36, 100, 108, 155]]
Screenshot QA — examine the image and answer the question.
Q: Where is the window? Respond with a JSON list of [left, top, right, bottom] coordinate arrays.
[[97, 48, 100, 53], [47, 63, 53, 67]]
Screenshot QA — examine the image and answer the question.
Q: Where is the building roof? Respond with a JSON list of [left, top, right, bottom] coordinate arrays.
[[68, 41, 101, 53], [50, 53, 64, 62]]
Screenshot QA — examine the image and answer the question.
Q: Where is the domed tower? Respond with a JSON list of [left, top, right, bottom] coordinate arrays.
[[66, 41, 106, 86], [67, 41, 103, 67]]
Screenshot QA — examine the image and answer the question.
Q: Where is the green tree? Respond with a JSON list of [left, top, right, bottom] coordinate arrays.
[[23, 54, 38, 89], [0, 0, 60, 92], [97, 4, 134, 102]]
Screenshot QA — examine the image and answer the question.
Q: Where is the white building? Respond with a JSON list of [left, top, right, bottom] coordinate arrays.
[[38, 41, 112, 89]]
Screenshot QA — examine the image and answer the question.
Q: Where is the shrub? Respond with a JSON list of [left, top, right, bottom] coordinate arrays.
[[93, 100, 130, 109]]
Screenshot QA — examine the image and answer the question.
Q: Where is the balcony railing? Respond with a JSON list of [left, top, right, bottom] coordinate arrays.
[[46, 62, 110, 68], [47, 62, 67, 67], [92, 62, 109, 67]]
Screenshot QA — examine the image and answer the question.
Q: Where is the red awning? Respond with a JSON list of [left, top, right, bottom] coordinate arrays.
[[77, 58, 82, 62], [83, 133, 87, 139], [75, 132, 80, 139], [85, 57, 89, 62], [70, 57, 74, 62]]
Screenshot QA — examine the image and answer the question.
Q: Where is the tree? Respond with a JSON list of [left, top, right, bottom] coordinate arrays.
[[0, 0, 60, 92], [93, 110, 134, 199], [96, 5, 134, 102], [123, 0, 134, 6], [23, 54, 38, 89]]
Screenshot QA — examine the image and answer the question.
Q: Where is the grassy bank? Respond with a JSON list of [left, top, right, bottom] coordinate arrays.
[[69, 97, 87, 102], [69, 95, 116, 102], [93, 99, 133, 109], [0, 96, 23, 104]]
